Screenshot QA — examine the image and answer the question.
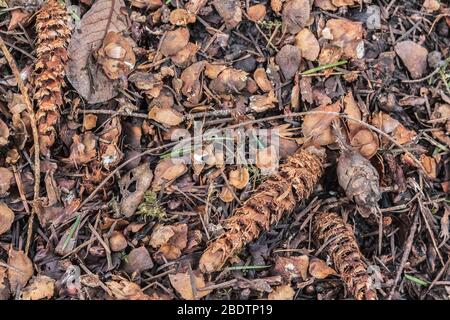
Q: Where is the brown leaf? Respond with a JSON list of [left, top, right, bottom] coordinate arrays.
[[247, 4, 266, 22], [253, 67, 273, 92], [106, 279, 150, 300], [0, 167, 13, 195], [308, 258, 337, 279], [274, 255, 309, 281], [64, 132, 97, 167], [318, 44, 343, 66], [275, 45, 302, 80], [152, 158, 187, 191], [332, 0, 359, 6], [169, 270, 211, 300], [148, 106, 184, 127], [229, 167, 250, 189], [249, 91, 278, 113], [171, 42, 199, 68], [181, 61, 206, 104], [213, 0, 242, 29], [150, 223, 188, 262], [83, 114, 97, 131], [302, 102, 341, 146], [7, 9, 31, 31], [324, 19, 364, 59], [420, 155, 437, 180], [267, 284, 295, 300], [66, 0, 130, 103], [109, 231, 128, 252], [96, 31, 136, 80], [119, 163, 153, 217], [371, 112, 417, 145], [350, 129, 379, 159], [423, 0, 440, 13], [295, 29, 320, 61], [0, 203, 14, 236], [314, 0, 337, 11], [282, 0, 311, 34], [209, 67, 248, 95], [394, 41, 428, 79], [123, 246, 154, 273], [7, 248, 33, 291], [160, 28, 190, 57], [169, 8, 196, 26], [219, 186, 235, 203], [0, 119, 9, 147], [21, 276, 55, 300], [256, 145, 279, 173]]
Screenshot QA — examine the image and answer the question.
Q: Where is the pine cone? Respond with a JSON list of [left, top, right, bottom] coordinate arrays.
[[313, 212, 377, 300], [34, 0, 70, 155], [199, 147, 325, 273]]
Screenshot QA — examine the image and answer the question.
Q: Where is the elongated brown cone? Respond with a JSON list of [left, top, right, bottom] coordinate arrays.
[[313, 212, 377, 300], [199, 147, 325, 273], [34, 0, 70, 156]]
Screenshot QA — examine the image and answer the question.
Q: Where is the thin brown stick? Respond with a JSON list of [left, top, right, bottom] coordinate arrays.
[[0, 36, 40, 255]]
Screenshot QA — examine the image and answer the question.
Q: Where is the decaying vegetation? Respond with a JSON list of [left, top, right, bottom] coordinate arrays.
[[0, 0, 449, 301]]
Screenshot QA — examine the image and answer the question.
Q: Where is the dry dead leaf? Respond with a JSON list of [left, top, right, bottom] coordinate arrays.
[[7, 248, 33, 291], [213, 0, 242, 29], [148, 106, 183, 127], [209, 67, 248, 95], [0, 167, 13, 195], [318, 44, 343, 66], [254, 67, 273, 92], [66, 0, 129, 103], [282, 0, 311, 34], [423, 0, 440, 13], [276, 45, 302, 80], [314, 0, 337, 11], [181, 61, 205, 104], [21, 276, 55, 300], [219, 186, 235, 202], [267, 284, 295, 300], [247, 4, 266, 22], [169, 8, 196, 26], [64, 133, 97, 167], [123, 246, 154, 274], [7, 9, 30, 31], [205, 63, 227, 79], [350, 129, 379, 159], [169, 270, 211, 300], [295, 28, 320, 61], [302, 102, 341, 146], [107, 279, 150, 300], [323, 19, 364, 59], [149, 223, 188, 262], [109, 231, 128, 252], [152, 158, 187, 191], [0, 203, 14, 236], [420, 155, 437, 180], [256, 145, 279, 173], [394, 41, 428, 79], [160, 28, 190, 57], [119, 163, 153, 217], [83, 114, 97, 131], [0, 119, 9, 147], [229, 167, 250, 189], [372, 112, 417, 145], [309, 258, 337, 279], [274, 255, 309, 281], [249, 91, 278, 113], [96, 31, 136, 80], [332, 0, 359, 6]]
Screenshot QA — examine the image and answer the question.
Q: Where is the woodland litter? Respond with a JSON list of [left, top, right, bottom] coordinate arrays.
[[0, 0, 449, 301]]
